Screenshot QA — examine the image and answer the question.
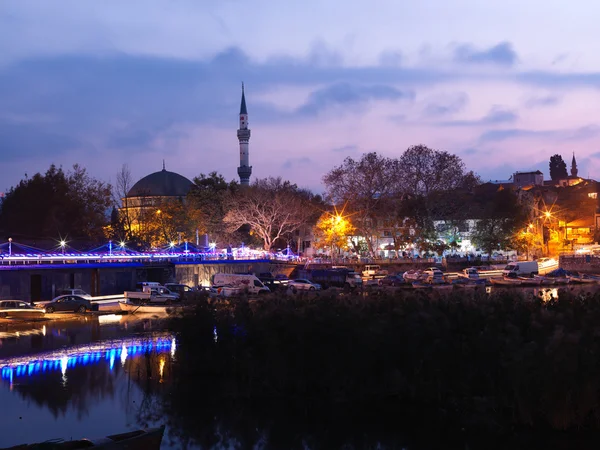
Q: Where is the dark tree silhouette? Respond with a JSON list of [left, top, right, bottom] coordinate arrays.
[[549, 154, 568, 180]]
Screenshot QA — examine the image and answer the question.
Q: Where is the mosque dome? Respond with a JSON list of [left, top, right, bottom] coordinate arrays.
[[127, 168, 193, 198]]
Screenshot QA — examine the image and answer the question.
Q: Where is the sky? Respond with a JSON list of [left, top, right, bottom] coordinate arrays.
[[1, 0, 600, 194]]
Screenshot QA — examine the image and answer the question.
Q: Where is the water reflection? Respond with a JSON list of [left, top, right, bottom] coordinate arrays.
[[0, 333, 177, 449]]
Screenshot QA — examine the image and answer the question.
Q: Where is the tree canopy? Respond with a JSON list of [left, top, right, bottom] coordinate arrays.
[[549, 154, 568, 181], [223, 177, 318, 251], [0, 164, 112, 242]]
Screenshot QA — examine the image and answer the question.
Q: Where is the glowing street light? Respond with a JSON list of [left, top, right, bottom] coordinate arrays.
[[60, 240, 66, 255]]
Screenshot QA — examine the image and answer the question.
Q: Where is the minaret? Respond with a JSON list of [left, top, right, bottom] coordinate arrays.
[[237, 83, 252, 186], [571, 152, 578, 177]]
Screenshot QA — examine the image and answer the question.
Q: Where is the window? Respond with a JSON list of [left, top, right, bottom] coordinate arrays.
[[589, 193, 598, 199]]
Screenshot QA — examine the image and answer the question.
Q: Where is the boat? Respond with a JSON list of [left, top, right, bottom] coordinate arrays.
[[118, 301, 182, 314], [453, 278, 486, 288], [490, 277, 522, 286], [6, 425, 165, 449], [566, 274, 598, 284], [517, 277, 542, 286], [534, 276, 556, 285]]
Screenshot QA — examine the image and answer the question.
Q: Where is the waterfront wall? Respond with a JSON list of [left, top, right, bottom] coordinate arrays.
[[559, 255, 600, 273], [174, 260, 297, 286]]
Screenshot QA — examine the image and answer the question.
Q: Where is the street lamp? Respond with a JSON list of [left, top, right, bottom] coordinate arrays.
[[60, 240, 66, 255]]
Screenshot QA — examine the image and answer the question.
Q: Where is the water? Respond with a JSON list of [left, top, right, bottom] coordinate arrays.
[[0, 315, 179, 449]]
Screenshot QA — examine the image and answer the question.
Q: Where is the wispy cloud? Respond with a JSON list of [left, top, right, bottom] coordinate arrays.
[[479, 124, 600, 143], [525, 95, 561, 108], [296, 83, 413, 116], [453, 41, 518, 67], [441, 106, 518, 127], [282, 157, 312, 169], [331, 144, 358, 154], [423, 92, 468, 117]]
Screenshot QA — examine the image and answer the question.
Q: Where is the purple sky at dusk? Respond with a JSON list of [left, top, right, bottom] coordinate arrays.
[[1, 0, 600, 194]]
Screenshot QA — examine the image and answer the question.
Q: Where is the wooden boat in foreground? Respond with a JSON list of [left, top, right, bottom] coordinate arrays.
[[7, 425, 165, 449], [490, 277, 522, 286], [118, 301, 181, 314]]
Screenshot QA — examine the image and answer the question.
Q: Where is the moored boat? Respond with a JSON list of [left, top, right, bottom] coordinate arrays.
[[490, 277, 522, 286], [517, 277, 542, 286], [6, 425, 165, 449], [534, 276, 556, 285], [403, 270, 423, 282], [118, 301, 181, 314]]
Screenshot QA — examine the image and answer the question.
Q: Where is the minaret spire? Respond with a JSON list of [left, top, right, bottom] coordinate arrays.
[[237, 82, 252, 186], [571, 152, 578, 177], [162, 159, 165, 171]]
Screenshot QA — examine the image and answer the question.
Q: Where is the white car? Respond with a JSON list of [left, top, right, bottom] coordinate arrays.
[[288, 279, 322, 291], [0, 300, 46, 319]]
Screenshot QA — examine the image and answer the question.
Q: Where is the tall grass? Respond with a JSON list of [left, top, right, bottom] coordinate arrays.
[[160, 289, 600, 447]]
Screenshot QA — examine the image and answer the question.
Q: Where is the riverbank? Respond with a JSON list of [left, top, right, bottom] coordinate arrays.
[[158, 288, 600, 448]]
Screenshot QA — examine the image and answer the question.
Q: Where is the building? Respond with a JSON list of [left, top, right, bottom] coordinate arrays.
[[237, 83, 252, 186], [512, 170, 544, 188], [121, 162, 193, 238]]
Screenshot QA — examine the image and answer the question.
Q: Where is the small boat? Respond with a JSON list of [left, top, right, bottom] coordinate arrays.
[[118, 301, 181, 314], [518, 277, 542, 286], [7, 425, 165, 449], [566, 275, 598, 284], [534, 276, 556, 285], [490, 277, 522, 286], [453, 278, 485, 288]]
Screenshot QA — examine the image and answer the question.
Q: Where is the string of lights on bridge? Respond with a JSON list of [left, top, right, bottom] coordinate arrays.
[[0, 238, 299, 265]]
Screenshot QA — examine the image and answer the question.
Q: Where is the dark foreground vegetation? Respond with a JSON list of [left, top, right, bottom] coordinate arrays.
[[145, 290, 600, 449]]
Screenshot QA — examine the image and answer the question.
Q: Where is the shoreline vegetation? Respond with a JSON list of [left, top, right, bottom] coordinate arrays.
[[157, 290, 600, 449]]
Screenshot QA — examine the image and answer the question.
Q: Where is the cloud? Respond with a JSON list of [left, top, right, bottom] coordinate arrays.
[[378, 50, 403, 67], [331, 145, 358, 154], [282, 157, 312, 169], [453, 41, 518, 67], [296, 83, 413, 116], [423, 92, 468, 117], [525, 95, 561, 108], [0, 121, 84, 161], [440, 106, 518, 126], [479, 124, 600, 143]]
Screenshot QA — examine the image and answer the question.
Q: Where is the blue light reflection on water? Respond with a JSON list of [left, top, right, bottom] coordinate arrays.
[[0, 337, 175, 381]]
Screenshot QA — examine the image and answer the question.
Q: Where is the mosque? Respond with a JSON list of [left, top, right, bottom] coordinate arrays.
[[122, 86, 252, 230]]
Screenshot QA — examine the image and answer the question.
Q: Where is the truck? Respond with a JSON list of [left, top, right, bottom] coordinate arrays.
[[300, 268, 363, 289], [503, 261, 539, 278], [212, 273, 271, 295], [124, 285, 180, 303]]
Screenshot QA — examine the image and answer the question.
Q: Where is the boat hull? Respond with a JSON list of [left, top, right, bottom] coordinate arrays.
[[490, 277, 522, 286], [118, 302, 180, 314], [7, 425, 165, 449]]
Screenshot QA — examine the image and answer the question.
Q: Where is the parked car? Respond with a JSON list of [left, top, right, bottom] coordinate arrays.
[[58, 289, 92, 299], [288, 279, 322, 291], [379, 274, 405, 286], [164, 283, 195, 299], [44, 295, 93, 313], [0, 300, 46, 319]]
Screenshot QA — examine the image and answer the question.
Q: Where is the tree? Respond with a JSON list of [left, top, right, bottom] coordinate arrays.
[[187, 172, 239, 246], [223, 177, 317, 251], [471, 188, 527, 257], [312, 209, 356, 255], [0, 164, 112, 242], [323, 152, 401, 255], [399, 145, 472, 196], [549, 154, 568, 181], [113, 164, 135, 240]]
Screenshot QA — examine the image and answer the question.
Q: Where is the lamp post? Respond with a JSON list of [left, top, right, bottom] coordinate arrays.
[[8, 237, 12, 257], [109, 240, 112, 257]]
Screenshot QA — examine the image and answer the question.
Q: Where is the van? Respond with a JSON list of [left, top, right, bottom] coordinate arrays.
[[362, 265, 388, 278], [503, 261, 539, 278], [212, 273, 270, 295]]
